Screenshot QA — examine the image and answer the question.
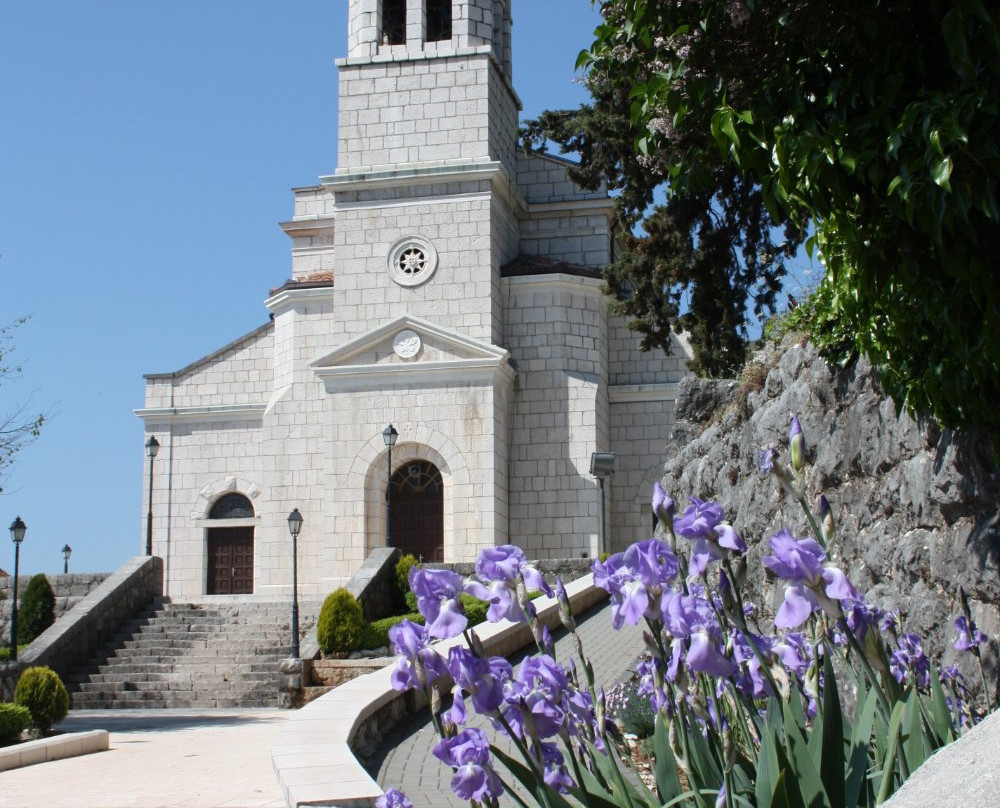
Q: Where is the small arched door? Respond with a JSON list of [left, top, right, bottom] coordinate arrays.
[[206, 493, 255, 595], [391, 460, 444, 562]]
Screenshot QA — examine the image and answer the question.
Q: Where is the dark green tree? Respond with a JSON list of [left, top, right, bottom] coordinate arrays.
[[521, 10, 798, 376], [581, 0, 1000, 453], [17, 573, 55, 645]]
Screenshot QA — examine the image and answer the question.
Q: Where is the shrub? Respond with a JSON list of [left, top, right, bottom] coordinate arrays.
[[0, 703, 31, 743], [459, 592, 488, 626], [608, 679, 656, 738], [14, 666, 69, 733], [395, 554, 419, 598], [360, 613, 425, 650], [316, 588, 365, 655], [17, 574, 56, 645]]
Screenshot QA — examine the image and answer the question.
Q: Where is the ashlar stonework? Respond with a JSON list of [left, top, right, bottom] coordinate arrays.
[[136, 0, 691, 600]]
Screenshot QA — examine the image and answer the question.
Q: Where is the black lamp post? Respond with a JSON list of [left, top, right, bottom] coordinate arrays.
[[383, 424, 398, 547], [590, 452, 617, 557], [62, 544, 72, 575], [145, 436, 160, 556], [9, 516, 26, 662], [287, 508, 303, 659]]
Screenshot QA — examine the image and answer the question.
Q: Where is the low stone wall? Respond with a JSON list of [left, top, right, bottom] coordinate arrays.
[[310, 658, 393, 689], [271, 574, 609, 808], [0, 556, 162, 700], [0, 572, 109, 646]]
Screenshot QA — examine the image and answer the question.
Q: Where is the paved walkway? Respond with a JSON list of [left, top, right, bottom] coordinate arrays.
[[372, 601, 647, 808], [0, 709, 288, 808]]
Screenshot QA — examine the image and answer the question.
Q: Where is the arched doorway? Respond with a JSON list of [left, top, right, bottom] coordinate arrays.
[[206, 493, 255, 595], [391, 460, 444, 562]]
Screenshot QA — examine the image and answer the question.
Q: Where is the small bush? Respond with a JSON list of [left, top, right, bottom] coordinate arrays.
[[607, 679, 655, 739], [404, 590, 418, 612], [0, 703, 31, 743], [316, 588, 365, 655], [360, 613, 425, 650], [460, 593, 489, 626], [14, 666, 69, 733], [395, 554, 419, 598], [17, 574, 56, 645]]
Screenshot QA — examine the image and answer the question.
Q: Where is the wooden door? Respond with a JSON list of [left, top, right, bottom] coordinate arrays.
[[391, 461, 444, 562], [207, 527, 254, 594]]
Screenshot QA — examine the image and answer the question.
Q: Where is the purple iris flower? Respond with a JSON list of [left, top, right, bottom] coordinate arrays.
[[763, 529, 858, 628], [652, 482, 675, 526], [674, 498, 745, 577], [687, 630, 736, 677], [594, 539, 679, 628], [758, 447, 776, 476], [465, 545, 552, 624], [433, 728, 503, 802], [539, 741, 576, 792], [447, 647, 511, 714], [376, 789, 413, 808], [890, 633, 930, 689], [953, 616, 988, 652], [409, 567, 467, 639], [388, 619, 449, 691]]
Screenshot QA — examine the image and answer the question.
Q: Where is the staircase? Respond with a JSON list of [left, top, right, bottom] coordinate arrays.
[[67, 597, 319, 709]]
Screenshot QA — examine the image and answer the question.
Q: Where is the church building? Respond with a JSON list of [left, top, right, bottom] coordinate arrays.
[[136, 0, 691, 599]]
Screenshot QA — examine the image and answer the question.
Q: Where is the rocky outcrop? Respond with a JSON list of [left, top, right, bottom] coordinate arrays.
[[660, 337, 999, 690]]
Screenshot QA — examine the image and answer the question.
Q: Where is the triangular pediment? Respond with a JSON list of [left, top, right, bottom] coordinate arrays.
[[310, 314, 514, 393]]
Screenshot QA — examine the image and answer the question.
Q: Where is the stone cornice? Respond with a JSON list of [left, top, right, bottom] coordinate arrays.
[[502, 273, 606, 295], [315, 357, 516, 394], [133, 404, 268, 424], [265, 285, 335, 315]]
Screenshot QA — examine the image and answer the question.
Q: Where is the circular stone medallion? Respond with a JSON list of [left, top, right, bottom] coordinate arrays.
[[393, 329, 422, 359]]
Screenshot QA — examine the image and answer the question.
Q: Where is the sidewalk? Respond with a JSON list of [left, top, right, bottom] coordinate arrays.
[[0, 709, 288, 808]]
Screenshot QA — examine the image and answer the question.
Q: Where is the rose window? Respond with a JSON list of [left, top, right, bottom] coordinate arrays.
[[388, 236, 439, 287]]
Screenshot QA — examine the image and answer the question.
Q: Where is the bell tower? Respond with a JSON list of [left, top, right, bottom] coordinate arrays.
[[335, 0, 518, 174]]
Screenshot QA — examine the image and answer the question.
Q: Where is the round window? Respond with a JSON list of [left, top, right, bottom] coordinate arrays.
[[388, 236, 438, 287]]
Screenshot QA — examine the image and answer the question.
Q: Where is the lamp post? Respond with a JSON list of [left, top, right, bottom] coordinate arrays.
[[145, 436, 160, 556], [9, 516, 26, 662], [62, 544, 72, 575], [287, 508, 303, 659], [590, 452, 617, 557], [383, 424, 398, 547]]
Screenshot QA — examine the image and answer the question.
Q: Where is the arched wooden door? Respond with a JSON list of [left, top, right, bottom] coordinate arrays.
[[391, 460, 443, 562], [206, 493, 255, 595]]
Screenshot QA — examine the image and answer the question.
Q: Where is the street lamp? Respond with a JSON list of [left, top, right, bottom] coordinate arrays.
[[590, 452, 617, 557], [62, 544, 72, 575], [287, 508, 303, 659], [383, 424, 398, 547], [9, 516, 26, 662], [145, 436, 160, 556]]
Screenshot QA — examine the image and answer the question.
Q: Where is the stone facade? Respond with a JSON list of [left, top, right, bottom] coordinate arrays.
[[137, 0, 691, 600]]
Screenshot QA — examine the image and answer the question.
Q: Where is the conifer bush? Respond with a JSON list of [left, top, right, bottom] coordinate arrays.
[[0, 703, 31, 743], [17, 573, 56, 645], [14, 666, 69, 733], [316, 588, 365, 655]]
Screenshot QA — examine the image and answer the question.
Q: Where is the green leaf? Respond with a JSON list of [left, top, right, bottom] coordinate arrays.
[[932, 156, 953, 190], [845, 685, 879, 808], [654, 714, 684, 804], [772, 744, 807, 808], [819, 656, 846, 808], [901, 689, 928, 774], [928, 667, 956, 747], [756, 698, 784, 807], [875, 699, 907, 804], [783, 702, 833, 808]]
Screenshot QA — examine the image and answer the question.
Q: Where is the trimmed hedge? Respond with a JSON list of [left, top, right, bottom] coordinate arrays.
[[14, 666, 69, 733], [17, 574, 55, 645], [0, 703, 31, 743], [316, 588, 366, 655], [359, 613, 425, 650]]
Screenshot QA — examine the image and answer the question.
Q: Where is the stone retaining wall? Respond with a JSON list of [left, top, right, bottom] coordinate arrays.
[[0, 557, 162, 700], [0, 573, 109, 645]]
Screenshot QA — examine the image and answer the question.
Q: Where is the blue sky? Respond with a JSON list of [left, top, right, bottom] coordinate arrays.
[[0, 1, 605, 575]]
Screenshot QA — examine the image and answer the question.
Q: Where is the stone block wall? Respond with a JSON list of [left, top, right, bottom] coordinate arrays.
[[0, 556, 162, 700], [0, 572, 109, 649]]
